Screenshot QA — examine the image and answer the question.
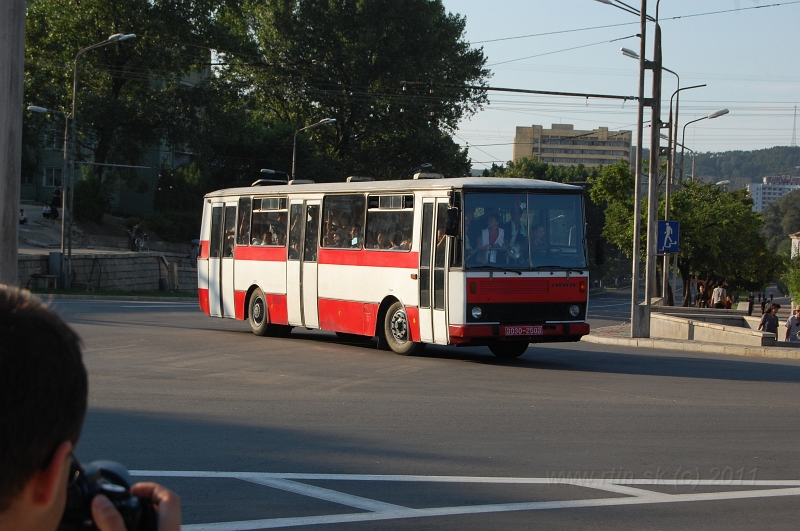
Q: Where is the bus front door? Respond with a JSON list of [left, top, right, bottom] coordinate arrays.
[[418, 198, 450, 344], [286, 200, 320, 328], [209, 202, 237, 317]]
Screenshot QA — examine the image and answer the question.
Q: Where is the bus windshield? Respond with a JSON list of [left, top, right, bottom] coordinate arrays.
[[462, 192, 586, 270]]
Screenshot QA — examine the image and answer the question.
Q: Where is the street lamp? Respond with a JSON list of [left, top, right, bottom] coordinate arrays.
[[680, 109, 729, 183], [27, 105, 69, 285], [67, 33, 136, 289], [291, 118, 336, 179]]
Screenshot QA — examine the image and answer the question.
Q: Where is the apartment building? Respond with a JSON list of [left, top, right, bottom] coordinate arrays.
[[513, 124, 632, 167], [747, 175, 800, 213]]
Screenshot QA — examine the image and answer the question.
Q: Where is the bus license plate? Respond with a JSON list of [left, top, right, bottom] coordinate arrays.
[[505, 325, 543, 336]]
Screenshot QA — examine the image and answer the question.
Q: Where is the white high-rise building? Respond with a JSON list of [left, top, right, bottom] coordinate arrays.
[[747, 175, 800, 213]]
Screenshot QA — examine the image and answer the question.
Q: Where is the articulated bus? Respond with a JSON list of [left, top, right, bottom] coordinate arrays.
[[198, 176, 590, 358]]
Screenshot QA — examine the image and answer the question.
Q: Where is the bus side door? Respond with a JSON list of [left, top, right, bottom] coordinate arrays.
[[208, 202, 237, 317], [286, 200, 320, 328], [418, 198, 450, 344]]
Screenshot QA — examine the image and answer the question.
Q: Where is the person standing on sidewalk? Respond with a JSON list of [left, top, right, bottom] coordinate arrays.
[[758, 304, 780, 335], [784, 307, 800, 342], [711, 282, 727, 309]]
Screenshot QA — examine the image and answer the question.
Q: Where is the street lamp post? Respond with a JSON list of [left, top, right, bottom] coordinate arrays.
[[680, 109, 729, 183], [291, 118, 336, 179], [27, 105, 68, 285], [67, 33, 135, 289]]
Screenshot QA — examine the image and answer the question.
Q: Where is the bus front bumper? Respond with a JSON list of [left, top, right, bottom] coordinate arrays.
[[448, 322, 590, 345]]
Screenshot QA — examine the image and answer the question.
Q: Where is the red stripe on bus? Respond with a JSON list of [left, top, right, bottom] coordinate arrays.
[[465, 277, 588, 303], [266, 294, 289, 325], [234, 290, 246, 320], [199, 240, 209, 259], [198, 288, 210, 315], [235, 245, 287, 261], [318, 248, 419, 268], [405, 306, 421, 342], [319, 298, 372, 335]]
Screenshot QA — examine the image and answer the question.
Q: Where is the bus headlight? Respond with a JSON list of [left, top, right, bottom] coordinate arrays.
[[569, 304, 581, 317], [471, 306, 483, 319]]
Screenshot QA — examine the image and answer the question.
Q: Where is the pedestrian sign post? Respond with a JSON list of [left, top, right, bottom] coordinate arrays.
[[657, 220, 679, 253]]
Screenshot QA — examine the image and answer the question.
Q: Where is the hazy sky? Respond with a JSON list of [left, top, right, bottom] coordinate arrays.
[[442, 0, 800, 170]]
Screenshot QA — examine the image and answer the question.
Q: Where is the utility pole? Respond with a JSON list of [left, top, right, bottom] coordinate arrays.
[[643, 19, 663, 328], [0, 0, 25, 285]]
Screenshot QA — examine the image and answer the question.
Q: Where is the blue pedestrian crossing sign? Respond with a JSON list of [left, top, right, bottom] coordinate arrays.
[[657, 220, 680, 253]]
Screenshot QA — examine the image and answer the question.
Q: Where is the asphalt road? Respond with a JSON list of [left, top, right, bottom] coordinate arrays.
[[51, 298, 800, 531]]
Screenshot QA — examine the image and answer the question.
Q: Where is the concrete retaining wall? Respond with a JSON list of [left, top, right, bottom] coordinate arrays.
[[18, 252, 198, 293], [650, 312, 776, 347]]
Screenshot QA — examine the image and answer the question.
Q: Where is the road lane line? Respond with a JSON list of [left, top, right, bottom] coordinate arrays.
[[180, 487, 800, 531], [134, 471, 800, 530], [240, 477, 406, 512]]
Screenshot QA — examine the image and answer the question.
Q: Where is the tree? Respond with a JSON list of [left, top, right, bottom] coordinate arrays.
[[762, 189, 800, 254], [590, 164, 782, 305], [668, 180, 781, 304], [237, 0, 489, 179], [25, 0, 253, 183]]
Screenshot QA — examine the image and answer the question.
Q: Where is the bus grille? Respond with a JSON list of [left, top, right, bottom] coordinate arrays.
[[466, 302, 586, 323]]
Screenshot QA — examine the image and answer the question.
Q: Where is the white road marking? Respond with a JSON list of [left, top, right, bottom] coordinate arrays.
[[586, 302, 632, 309], [241, 477, 406, 512], [132, 471, 800, 530]]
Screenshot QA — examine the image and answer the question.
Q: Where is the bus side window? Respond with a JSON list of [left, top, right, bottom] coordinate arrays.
[[237, 197, 251, 246], [365, 195, 413, 251], [322, 194, 365, 249], [288, 205, 303, 260]]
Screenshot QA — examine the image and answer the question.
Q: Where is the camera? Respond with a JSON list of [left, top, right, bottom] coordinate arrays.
[[58, 458, 157, 531]]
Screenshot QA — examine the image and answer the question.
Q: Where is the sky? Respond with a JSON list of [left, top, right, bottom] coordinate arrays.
[[442, 0, 800, 170]]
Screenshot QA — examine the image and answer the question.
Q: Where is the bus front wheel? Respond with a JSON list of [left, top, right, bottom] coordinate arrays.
[[383, 301, 424, 356], [248, 288, 291, 337], [489, 341, 529, 359]]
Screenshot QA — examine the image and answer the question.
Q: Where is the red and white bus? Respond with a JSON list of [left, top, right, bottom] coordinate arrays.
[[198, 176, 590, 358]]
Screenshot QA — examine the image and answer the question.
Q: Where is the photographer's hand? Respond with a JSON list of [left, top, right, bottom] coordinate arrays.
[[131, 482, 182, 531], [91, 483, 181, 531]]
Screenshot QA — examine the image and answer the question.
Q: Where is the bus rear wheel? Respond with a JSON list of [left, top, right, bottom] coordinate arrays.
[[383, 301, 424, 356], [489, 341, 529, 359], [248, 288, 292, 337]]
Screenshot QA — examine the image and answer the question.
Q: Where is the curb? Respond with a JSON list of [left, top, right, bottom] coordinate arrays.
[[35, 293, 198, 303], [581, 333, 800, 360]]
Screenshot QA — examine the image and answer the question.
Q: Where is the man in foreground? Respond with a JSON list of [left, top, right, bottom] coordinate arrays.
[[0, 285, 181, 531]]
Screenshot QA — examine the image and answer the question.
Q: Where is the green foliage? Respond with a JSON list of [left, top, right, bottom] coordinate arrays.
[[670, 180, 782, 301], [781, 254, 800, 304], [73, 174, 107, 223], [144, 211, 201, 242], [237, 0, 488, 179], [762, 189, 800, 253], [689, 146, 800, 182]]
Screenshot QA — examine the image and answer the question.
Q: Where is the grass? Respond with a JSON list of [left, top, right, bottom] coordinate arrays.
[[30, 288, 197, 298]]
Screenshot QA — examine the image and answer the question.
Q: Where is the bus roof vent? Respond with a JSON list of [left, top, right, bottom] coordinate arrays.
[[251, 179, 288, 187], [347, 176, 375, 182], [288, 179, 315, 185], [413, 172, 445, 179]]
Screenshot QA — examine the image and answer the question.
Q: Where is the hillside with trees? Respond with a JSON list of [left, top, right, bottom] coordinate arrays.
[[686, 146, 800, 182]]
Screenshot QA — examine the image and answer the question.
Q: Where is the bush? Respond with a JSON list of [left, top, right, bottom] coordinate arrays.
[[73, 175, 106, 224], [144, 210, 201, 243]]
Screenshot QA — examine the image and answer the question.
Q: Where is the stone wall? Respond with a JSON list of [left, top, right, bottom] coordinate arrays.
[[18, 252, 198, 293]]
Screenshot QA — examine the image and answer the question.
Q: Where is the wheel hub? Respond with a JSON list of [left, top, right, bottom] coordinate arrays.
[[253, 299, 264, 324], [390, 309, 408, 342]]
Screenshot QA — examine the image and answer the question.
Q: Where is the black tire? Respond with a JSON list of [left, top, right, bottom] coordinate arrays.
[[335, 331, 372, 343], [248, 288, 293, 337], [248, 288, 269, 336], [383, 301, 424, 355], [489, 341, 529, 359]]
